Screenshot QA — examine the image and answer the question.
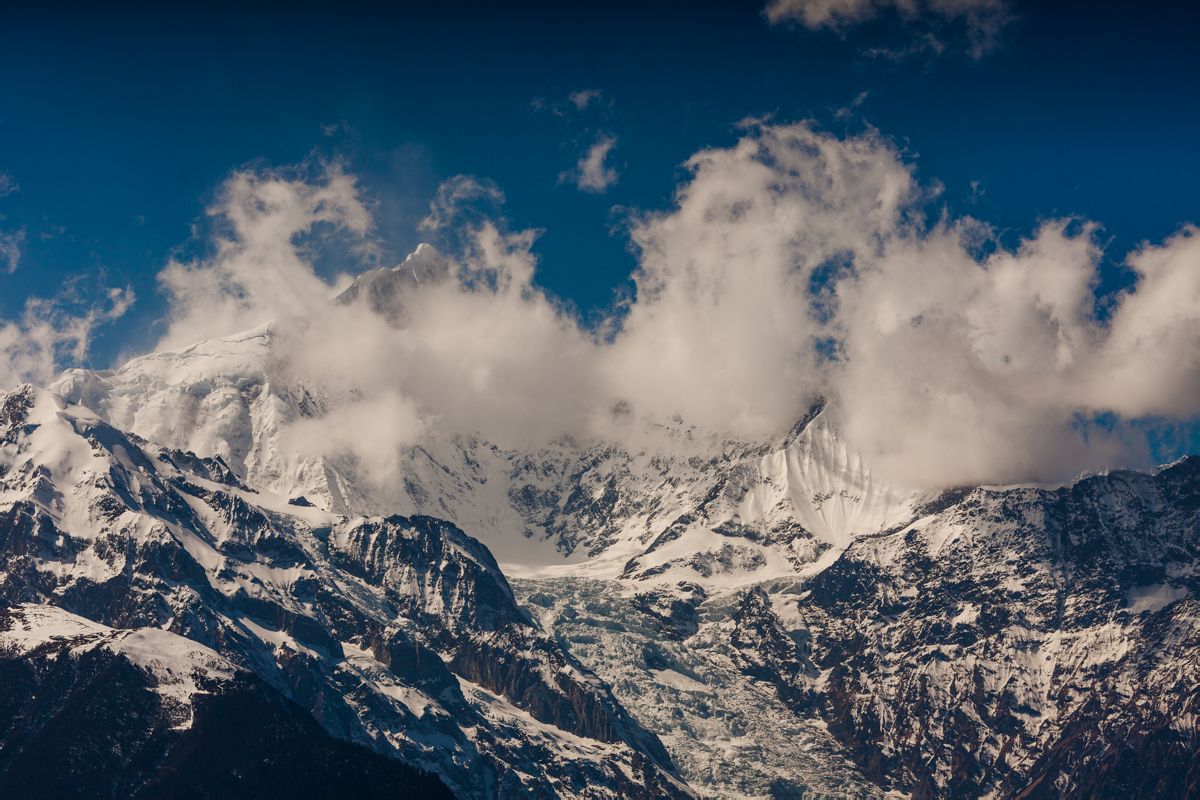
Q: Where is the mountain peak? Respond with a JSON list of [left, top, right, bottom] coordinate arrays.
[[335, 243, 450, 325]]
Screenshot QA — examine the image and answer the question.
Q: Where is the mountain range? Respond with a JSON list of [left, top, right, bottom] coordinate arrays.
[[2, 247, 1197, 798]]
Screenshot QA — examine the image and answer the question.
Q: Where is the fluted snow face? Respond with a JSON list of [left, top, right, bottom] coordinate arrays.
[[584, 406, 928, 587], [739, 409, 920, 551]]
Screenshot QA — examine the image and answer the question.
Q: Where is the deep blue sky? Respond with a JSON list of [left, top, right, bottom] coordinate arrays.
[[1, 1, 1198, 367]]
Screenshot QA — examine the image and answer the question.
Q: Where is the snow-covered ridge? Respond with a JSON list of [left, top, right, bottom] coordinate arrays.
[[335, 242, 450, 325], [46, 320, 930, 591], [4, 306, 1198, 798], [0, 384, 689, 798], [0, 603, 236, 727]]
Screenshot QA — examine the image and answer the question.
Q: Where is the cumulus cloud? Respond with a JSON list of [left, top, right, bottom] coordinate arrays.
[[832, 219, 1125, 486], [602, 122, 1200, 485], [1089, 226, 1200, 417], [603, 124, 915, 436], [156, 163, 372, 349], [563, 135, 619, 193], [150, 122, 1200, 490], [765, 0, 1014, 58], [0, 283, 134, 389], [156, 164, 597, 486], [609, 121, 1200, 486]]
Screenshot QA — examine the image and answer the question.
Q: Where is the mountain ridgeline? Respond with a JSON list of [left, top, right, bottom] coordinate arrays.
[[2, 267, 1198, 799]]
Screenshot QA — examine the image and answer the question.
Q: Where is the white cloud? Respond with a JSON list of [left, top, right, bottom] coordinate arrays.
[[534, 89, 607, 117], [604, 123, 916, 437], [564, 135, 619, 193], [419, 175, 505, 232], [0, 166, 131, 385], [606, 121, 1200, 486], [146, 123, 1200, 490], [0, 172, 21, 274], [1087, 226, 1200, 418], [765, 0, 1013, 58], [568, 89, 603, 110], [0, 283, 134, 389], [155, 167, 597, 487], [156, 163, 372, 349], [0, 227, 23, 274], [279, 390, 426, 485]]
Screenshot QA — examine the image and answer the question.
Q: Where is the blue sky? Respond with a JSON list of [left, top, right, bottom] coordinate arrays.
[[1, 0, 1198, 370]]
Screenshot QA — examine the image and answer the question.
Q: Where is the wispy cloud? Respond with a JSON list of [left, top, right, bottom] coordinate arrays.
[[0, 228, 23, 274], [765, 0, 1014, 59], [156, 162, 372, 349], [562, 135, 619, 193], [419, 175, 506, 232], [0, 280, 134, 388], [568, 89, 603, 111], [0, 172, 21, 273], [533, 89, 608, 117]]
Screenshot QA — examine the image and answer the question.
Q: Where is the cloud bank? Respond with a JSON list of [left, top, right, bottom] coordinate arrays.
[[151, 122, 1200, 489], [156, 163, 598, 484]]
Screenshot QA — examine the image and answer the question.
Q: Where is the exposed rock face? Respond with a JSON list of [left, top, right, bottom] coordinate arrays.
[[712, 462, 1200, 798], [0, 385, 689, 799]]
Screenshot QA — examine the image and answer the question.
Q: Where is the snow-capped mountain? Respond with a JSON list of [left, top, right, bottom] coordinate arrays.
[[48, 323, 929, 586], [507, 463, 1200, 797], [4, 245, 1197, 798], [335, 243, 452, 325], [0, 385, 688, 798]]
